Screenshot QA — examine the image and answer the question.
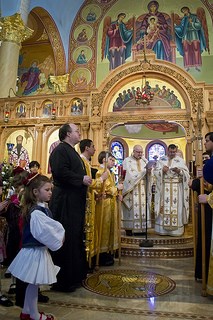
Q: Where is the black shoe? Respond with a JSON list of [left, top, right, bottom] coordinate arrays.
[[8, 284, 16, 295], [38, 292, 49, 303], [4, 272, 11, 278], [51, 283, 81, 293], [0, 295, 13, 307], [99, 253, 114, 266], [104, 259, 114, 266]]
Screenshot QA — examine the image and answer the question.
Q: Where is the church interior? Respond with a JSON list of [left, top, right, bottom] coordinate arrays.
[[0, 0, 213, 319]]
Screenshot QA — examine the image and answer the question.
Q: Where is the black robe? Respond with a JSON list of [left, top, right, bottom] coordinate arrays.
[[191, 178, 212, 281], [49, 141, 88, 290]]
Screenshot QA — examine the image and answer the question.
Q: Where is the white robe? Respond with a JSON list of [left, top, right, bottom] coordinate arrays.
[[122, 156, 152, 232], [153, 155, 190, 236]]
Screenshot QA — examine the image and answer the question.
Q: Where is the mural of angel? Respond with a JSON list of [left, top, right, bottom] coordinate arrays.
[[174, 6, 209, 71], [102, 13, 134, 70], [135, 1, 171, 61]]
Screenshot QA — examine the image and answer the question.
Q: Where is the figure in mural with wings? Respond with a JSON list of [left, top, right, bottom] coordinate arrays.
[[102, 13, 134, 70], [174, 6, 209, 71]]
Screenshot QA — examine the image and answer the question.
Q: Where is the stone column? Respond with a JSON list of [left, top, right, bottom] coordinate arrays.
[[0, 13, 33, 98], [91, 123, 101, 166]]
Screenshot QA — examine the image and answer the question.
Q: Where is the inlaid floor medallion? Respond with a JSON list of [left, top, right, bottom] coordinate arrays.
[[83, 269, 176, 298]]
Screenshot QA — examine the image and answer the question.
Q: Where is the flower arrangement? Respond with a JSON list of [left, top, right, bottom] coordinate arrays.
[[0, 161, 14, 200]]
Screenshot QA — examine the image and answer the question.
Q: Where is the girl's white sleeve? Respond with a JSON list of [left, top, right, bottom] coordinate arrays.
[[30, 210, 65, 251]]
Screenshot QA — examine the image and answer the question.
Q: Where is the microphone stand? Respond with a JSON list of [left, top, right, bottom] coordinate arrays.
[[139, 166, 153, 248]]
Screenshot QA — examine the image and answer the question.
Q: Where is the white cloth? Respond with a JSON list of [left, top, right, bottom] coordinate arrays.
[[8, 206, 65, 285], [122, 155, 152, 232], [153, 155, 190, 236]]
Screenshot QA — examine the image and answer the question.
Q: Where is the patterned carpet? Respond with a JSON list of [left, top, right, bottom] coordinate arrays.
[[83, 269, 176, 298]]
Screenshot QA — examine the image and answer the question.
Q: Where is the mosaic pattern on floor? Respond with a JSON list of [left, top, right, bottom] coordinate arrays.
[[83, 269, 176, 298]]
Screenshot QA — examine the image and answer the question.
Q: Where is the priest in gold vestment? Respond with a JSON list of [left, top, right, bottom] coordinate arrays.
[[153, 144, 190, 236], [95, 151, 123, 266], [79, 139, 108, 267]]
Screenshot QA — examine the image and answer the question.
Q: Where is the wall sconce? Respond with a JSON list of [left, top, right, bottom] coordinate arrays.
[[51, 107, 56, 120], [4, 110, 10, 123]]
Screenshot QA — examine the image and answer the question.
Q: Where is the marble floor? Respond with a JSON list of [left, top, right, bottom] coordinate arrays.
[[1, 256, 213, 320]]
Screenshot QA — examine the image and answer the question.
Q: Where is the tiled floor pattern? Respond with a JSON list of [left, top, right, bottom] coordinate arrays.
[[1, 256, 213, 320]]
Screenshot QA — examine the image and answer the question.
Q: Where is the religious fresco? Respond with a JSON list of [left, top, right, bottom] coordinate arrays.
[[4, 130, 33, 165], [14, 0, 212, 98], [99, 1, 210, 69], [70, 98, 84, 115], [70, 68, 91, 88], [74, 24, 93, 43], [42, 100, 53, 118], [94, 0, 212, 86], [72, 46, 92, 65], [16, 102, 26, 118], [17, 53, 56, 96], [110, 78, 183, 112], [81, 4, 101, 23], [101, 13, 134, 70], [174, 6, 209, 72], [134, 1, 172, 62]]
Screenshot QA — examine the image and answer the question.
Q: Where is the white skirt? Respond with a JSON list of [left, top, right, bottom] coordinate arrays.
[[8, 246, 60, 285]]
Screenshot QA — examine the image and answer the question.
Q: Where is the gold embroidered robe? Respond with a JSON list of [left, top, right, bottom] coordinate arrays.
[[81, 156, 102, 263], [95, 167, 118, 254], [153, 155, 190, 236], [122, 156, 152, 232]]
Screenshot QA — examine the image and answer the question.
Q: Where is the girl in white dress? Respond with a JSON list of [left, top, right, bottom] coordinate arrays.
[[8, 174, 65, 320]]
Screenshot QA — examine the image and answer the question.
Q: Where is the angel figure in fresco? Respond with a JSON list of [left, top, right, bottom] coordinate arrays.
[[135, 1, 172, 62], [102, 13, 134, 70], [174, 6, 209, 71]]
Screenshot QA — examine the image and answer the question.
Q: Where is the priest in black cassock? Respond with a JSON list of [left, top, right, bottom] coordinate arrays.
[[49, 123, 92, 292]]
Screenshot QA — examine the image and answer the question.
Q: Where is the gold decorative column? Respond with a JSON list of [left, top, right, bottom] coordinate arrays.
[[81, 123, 89, 139], [0, 13, 33, 98], [91, 123, 101, 166], [34, 125, 44, 166]]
